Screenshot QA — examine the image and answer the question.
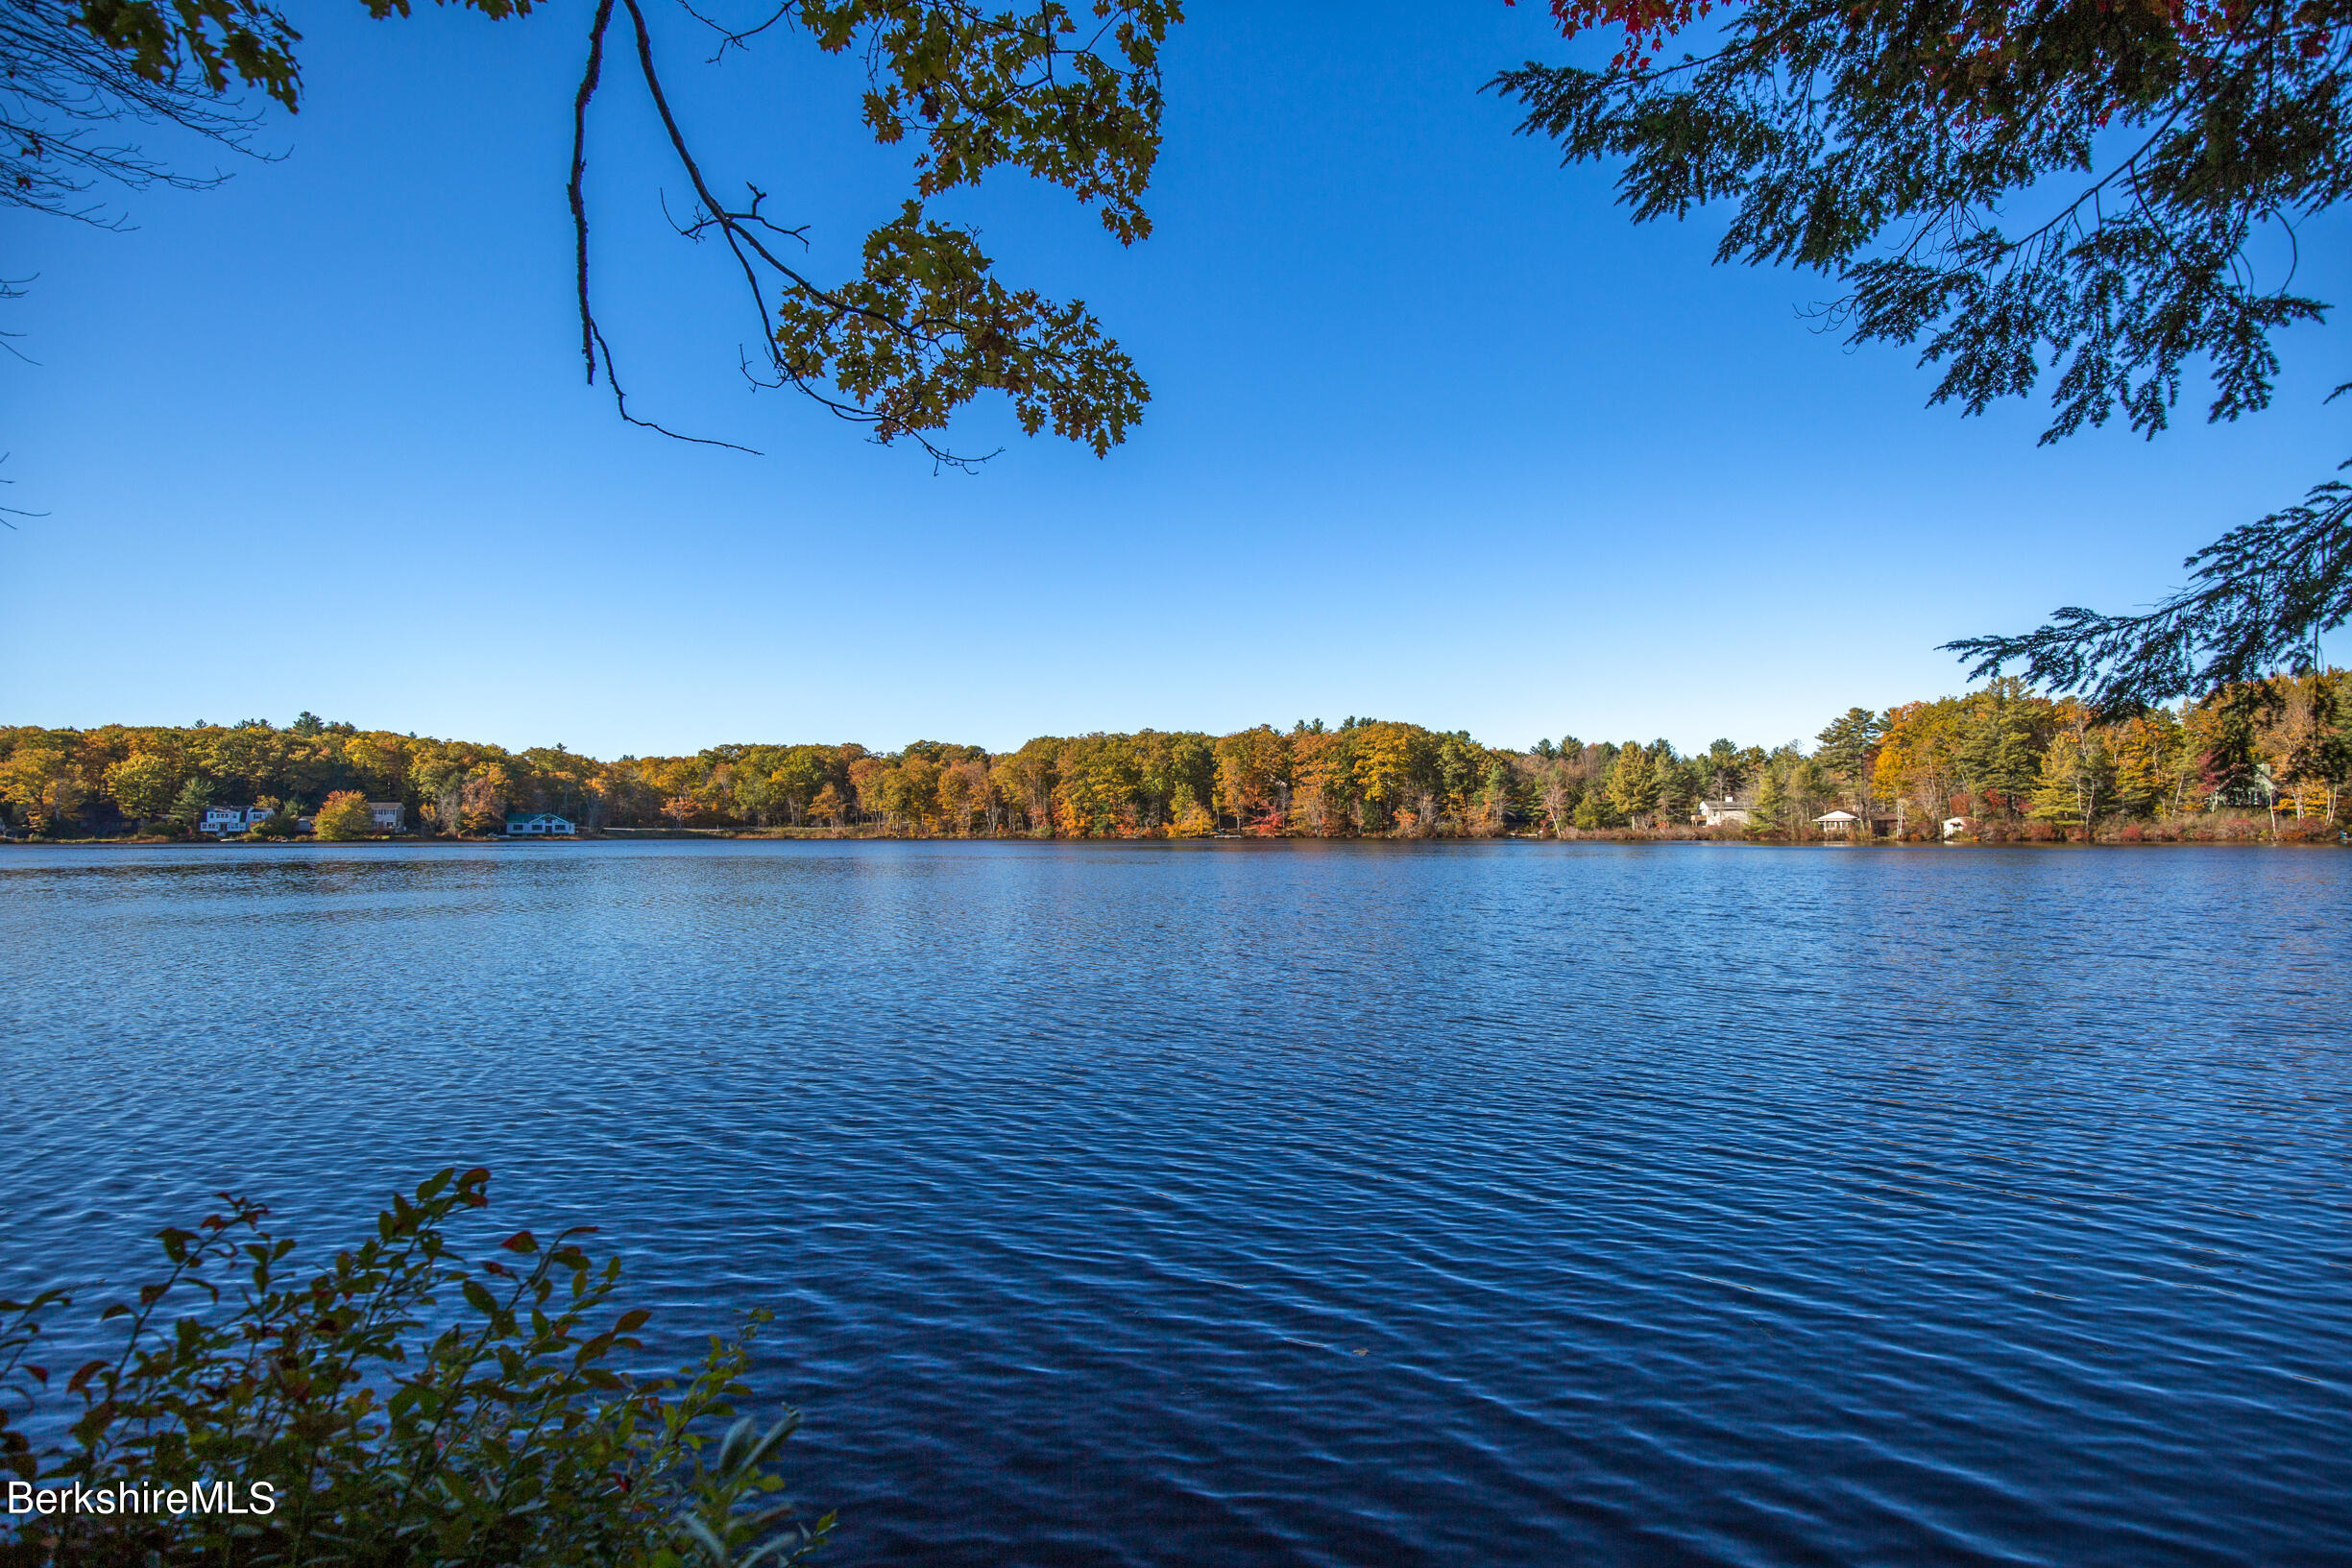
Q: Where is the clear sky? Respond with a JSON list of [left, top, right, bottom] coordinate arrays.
[[4, 1, 2343, 758]]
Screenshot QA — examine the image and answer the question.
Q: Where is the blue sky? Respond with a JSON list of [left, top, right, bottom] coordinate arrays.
[[4, 1, 2343, 757]]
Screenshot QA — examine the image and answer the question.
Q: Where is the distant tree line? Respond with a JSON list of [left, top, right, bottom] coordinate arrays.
[[3, 675, 2347, 844]]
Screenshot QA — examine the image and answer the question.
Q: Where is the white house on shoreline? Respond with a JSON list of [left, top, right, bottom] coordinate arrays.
[[504, 812, 575, 836], [199, 802, 406, 835]]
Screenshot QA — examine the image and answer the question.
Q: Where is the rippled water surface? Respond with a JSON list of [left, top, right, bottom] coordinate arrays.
[[3, 841, 2348, 1565]]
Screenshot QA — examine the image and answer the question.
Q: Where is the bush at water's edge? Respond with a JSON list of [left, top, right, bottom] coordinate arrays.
[[0, 1169, 832, 1568]]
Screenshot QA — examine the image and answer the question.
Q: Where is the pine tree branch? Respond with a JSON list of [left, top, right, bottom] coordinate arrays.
[[1947, 461, 2352, 710]]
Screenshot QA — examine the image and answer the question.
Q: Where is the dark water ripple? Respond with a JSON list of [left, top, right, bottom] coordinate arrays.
[[2, 841, 2347, 1566]]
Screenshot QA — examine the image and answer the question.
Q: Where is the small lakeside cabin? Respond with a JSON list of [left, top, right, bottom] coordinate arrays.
[[369, 801, 405, 832], [1696, 799, 1753, 827], [1813, 809, 1861, 836], [504, 812, 576, 836], [1942, 816, 1970, 839]]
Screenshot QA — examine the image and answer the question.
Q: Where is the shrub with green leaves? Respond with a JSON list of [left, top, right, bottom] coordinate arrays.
[[0, 1168, 831, 1567]]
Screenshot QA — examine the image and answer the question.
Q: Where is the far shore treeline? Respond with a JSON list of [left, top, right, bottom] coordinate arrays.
[[3, 674, 2347, 845]]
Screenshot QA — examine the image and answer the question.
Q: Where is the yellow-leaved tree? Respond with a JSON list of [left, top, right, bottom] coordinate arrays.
[[313, 791, 376, 841], [103, 752, 184, 823]]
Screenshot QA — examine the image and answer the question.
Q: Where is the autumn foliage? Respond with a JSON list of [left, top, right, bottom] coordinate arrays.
[[309, 790, 375, 841], [3, 674, 2346, 844]]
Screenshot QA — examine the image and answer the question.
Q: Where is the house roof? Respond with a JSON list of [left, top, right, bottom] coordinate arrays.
[[1814, 809, 1860, 822]]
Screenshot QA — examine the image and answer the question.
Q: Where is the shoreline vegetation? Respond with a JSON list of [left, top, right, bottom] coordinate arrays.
[[14, 822, 2344, 848], [0, 1170, 829, 1568], [5, 673, 2348, 848]]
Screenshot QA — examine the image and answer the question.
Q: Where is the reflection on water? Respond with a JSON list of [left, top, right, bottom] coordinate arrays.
[[3, 841, 2347, 1566]]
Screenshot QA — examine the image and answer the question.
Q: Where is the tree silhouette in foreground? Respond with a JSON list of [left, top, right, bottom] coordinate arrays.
[[4, 0, 1179, 465], [1496, 0, 2350, 707]]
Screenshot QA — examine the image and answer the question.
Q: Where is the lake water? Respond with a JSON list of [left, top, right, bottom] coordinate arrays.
[[2, 841, 2346, 1565]]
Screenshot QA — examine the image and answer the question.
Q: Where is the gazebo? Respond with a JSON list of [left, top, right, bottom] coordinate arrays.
[[1813, 809, 1861, 836]]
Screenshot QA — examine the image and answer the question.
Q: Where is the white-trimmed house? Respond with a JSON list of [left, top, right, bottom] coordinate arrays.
[[1696, 798, 1753, 827], [199, 806, 278, 835], [504, 812, 575, 837], [369, 802, 406, 832]]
